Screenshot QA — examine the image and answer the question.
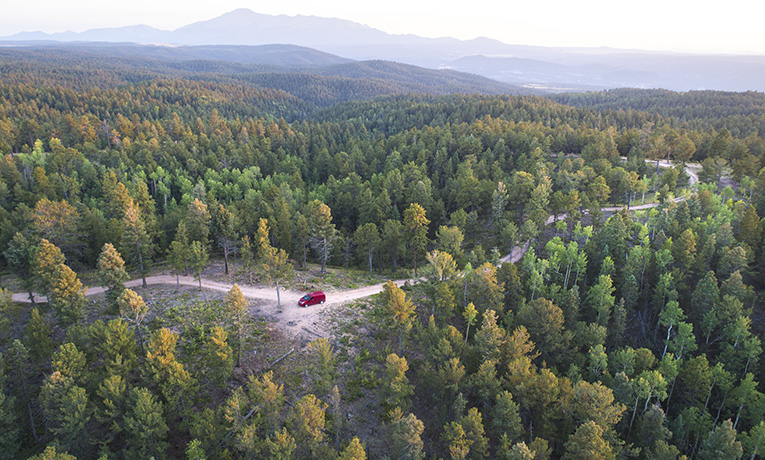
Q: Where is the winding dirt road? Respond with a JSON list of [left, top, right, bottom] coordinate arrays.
[[12, 160, 699, 337]]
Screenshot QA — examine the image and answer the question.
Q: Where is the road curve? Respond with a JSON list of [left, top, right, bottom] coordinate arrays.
[[500, 159, 698, 265]]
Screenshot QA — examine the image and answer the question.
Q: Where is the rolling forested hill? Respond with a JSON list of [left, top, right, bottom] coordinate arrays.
[[0, 44, 530, 109]]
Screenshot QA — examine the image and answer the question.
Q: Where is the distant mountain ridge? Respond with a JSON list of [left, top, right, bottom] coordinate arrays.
[[0, 43, 531, 107], [3, 8, 765, 92]]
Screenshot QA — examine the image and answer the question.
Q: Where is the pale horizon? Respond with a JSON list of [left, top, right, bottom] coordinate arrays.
[[2, 1, 765, 55]]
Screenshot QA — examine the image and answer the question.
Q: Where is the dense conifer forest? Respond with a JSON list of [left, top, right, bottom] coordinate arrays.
[[0, 50, 763, 460]]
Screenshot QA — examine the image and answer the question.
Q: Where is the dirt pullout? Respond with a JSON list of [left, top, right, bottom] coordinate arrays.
[[12, 274, 408, 340]]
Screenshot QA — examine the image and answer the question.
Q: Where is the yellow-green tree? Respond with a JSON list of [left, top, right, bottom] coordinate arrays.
[[31, 197, 81, 257], [167, 221, 190, 285], [308, 200, 337, 274], [122, 200, 153, 288], [145, 328, 191, 411], [97, 243, 129, 311], [388, 406, 425, 460], [239, 235, 256, 284], [50, 263, 87, 327], [403, 203, 430, 276], [117, 288, 148, 330], [39, 371, 91, 455], [382, 281, 416, 350], [187, 198, 211, 247], [339, 437, 367, 460], [384, 353, 414, 410], [247, 370, 285, 433], [33, 238, 65, 302], [27, 446, 77, 460], [355, 222, 381, 275], [258, 220, 294, 309], [225, 284, 247, 367], [563, 421, 615, 460], [123, 387, 169, 460], [189, 240, 209, 289], [309, 338, 335, 395], [265, 427, 297, 460], [288, 394, 328, 456], [26, 307, 53, 363], [204, 326, 233, 388]]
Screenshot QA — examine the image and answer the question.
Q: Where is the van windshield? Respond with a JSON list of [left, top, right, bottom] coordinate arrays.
[[302, 295, 311, 300]]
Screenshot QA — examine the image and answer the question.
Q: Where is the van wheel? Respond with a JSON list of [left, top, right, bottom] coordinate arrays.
[[320, 300, 324, 304]]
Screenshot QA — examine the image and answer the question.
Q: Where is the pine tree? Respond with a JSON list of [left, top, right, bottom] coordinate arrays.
[[94, 374, 127, 450], [247, 370, 285, 433], [187, 198, 211, 247], [403, 203, 430, 276], [122, 200, 154, 288], [388, 407, 426, 460], [288, 394, 328, 455], [97, 243, 129, 311], [39, 371, 91, 455], [168, 221, 190, 285], [92, 318, 139, 380], [473, 309, 507, 363], [698, 419, 743, 460], [500, 440, 536, 460], [355, 222, 381, 275], [384, 353, 414, 410], [4, 232, 39, 303], [185, 439, 207, 460], [265, 427, 297, 460], [50, 263, 86, 327], [204, 326, 233, 388], [309, 338, 335, 395], [33, 238, 65, 301], [491, 391, 523, 443], [123, 387, 169, 460], [738, 205, 762, 250], [308, 200, 337, 274], [51, 343, 86, 382], [189, 240, 209, 288], [382, 281, 416, 350], [145, 328, 191, 411], [225, 284, 247, 367], [31, 197, 81, 257], [27, 446, 77, 460], [259, 226, 294, 309], [563, 421, 615, 460], [25, 307, 53, 366], [339, 437, 367, 460], [117, 288, 148, 330], [213, 203, 237, 274], [239, 235, 256, 284]]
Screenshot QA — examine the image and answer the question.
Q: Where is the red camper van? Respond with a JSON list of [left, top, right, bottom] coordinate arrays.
[[298, 291, 326, 307]]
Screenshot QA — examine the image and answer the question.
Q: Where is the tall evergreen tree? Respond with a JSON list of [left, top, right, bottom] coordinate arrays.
[[97, 243, 129, 311]]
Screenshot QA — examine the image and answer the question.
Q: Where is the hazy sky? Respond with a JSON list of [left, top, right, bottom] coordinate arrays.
[[2, 0, 764, 54]]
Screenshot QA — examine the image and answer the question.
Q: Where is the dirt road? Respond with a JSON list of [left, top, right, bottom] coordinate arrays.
[[12, 275, 409, 339]]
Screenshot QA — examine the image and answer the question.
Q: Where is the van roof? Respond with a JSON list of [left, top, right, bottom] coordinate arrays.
[[309, 291, 324, 296]]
